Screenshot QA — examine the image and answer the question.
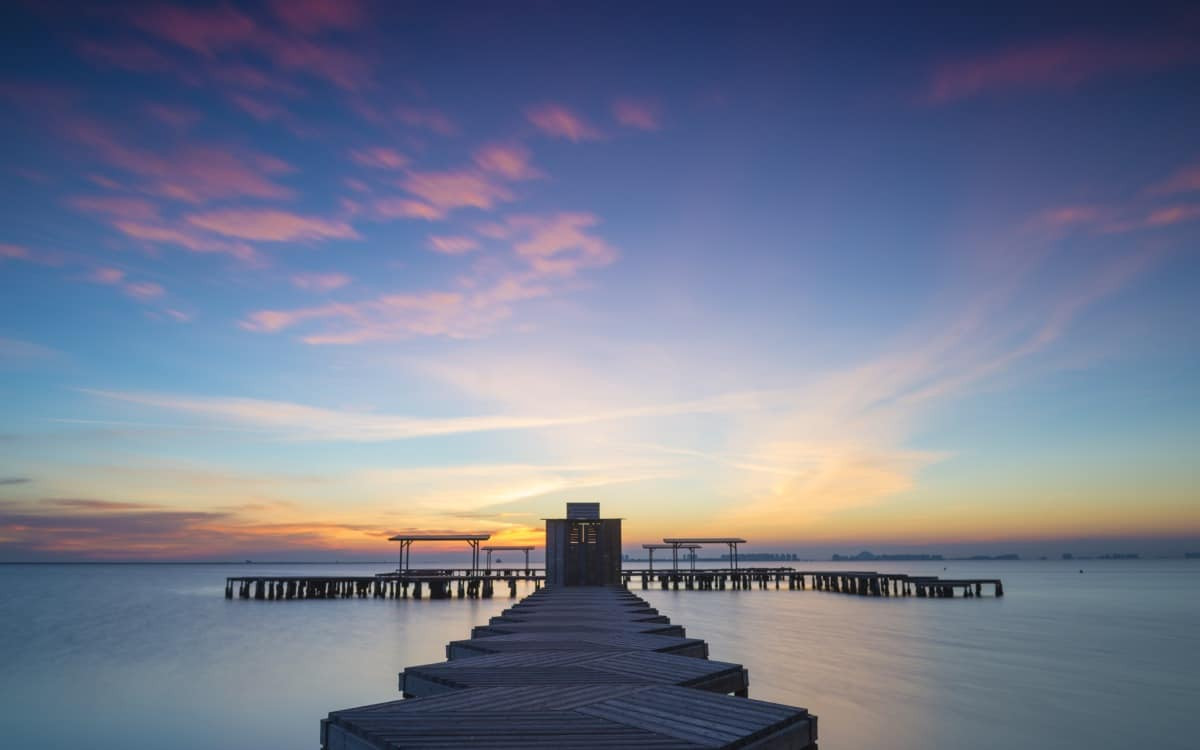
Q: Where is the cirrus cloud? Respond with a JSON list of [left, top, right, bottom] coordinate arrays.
[[525, 103, 603, 141], [185, 209, 359, 242]]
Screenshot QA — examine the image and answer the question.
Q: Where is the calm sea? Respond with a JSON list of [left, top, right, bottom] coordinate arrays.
[[0, 560, 1196, 748]]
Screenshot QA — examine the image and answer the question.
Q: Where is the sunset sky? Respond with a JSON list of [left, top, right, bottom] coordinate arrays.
[[1, 1, 1198, 561]]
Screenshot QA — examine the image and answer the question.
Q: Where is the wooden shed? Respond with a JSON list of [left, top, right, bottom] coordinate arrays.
[[544, 502, 622, 586]]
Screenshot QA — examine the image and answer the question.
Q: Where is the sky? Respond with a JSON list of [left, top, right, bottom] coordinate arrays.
[[1, 1, 1198, 561]]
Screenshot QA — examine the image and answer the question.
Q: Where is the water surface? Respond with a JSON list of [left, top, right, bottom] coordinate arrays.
[[0, 560, 1195, 748]]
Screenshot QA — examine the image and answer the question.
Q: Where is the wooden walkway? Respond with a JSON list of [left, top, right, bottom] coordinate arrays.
[[225, 566, 1003, 603], [224, 568, 543, 601], [622, 567, 1004, 597], [322, 586, 818, 749]]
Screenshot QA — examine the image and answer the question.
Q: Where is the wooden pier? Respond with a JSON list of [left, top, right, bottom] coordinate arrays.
[[224, 565, 1002, 602], [620, 567, 1003, 597], [224, 568, 543, 601], [322, 585, 818, 749]]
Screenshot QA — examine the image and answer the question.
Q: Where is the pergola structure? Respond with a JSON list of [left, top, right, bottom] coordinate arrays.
[[388, 533, 491, 575], [481, 545, 535, 573], [663, 537, 747, 570], [642, 543, 701, 572]]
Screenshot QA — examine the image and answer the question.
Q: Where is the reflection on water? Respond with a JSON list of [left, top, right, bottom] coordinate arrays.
[[0, 560, 1196, 749]]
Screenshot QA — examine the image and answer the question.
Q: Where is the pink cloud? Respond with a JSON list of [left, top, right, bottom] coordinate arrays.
[[0, 243, 64, 267], [344, 178, 370, 193], [612, 98, 662, 131], [132, 5, 258, 56], [1144, 204, 1200, 228], [374, 197, 444, 220], [132, 4, 371, 90], [400, 170, 513, 214], [927, 34, 1200, 103], [292, 272, 351, 291], [1149, 161, 1200, 196], [70, 196, 161, 222], [88, 267, 165, 301], [506, 213, 619, 276], [395, 106, 458, 136], [124, 281, 166, 300], [349, 147, 409, 169], [525, 104, 603, 141], [473, 143, 543, 181], [264, 35, 372, 90], [112, 220, 260, 262], [90, 267, 126, 285], [0, 244, 32, 260], [241, 289, 510, 343], [241, 210, 621, 343], [269, 0, 366, 34], [185, 209, 359, 242], [427, 235, 480, 255], [66, 119, 293, 203], [163, 309, 193, 323], [87, 174, 123, 190]]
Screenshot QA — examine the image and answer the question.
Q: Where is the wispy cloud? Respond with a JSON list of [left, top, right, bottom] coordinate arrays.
[[473, 143, 543, 180], [111, 221, 260, 262], [185, 209, 358, 242], [1148, 161, 1200, 196], [0, 244, 31, 261], [0, 338, 60, 366], [926, 33, 1200, 103], [88, 267, 166, 301], [268, 0, 367, 34], [349, 147, 409, 170], [373, 197, 444, 220], [612, 98, 662, 131], [65, 119, 294, 203], [82, 388, 768, 442], [399, 169, 514, 215], [505, 212, 619, 276], [130, 3, 373, 90], [526, 103, 603, 141], [241, 210, 617, 342], [291, 272, 351, 291], [427, 235, 480, 255]]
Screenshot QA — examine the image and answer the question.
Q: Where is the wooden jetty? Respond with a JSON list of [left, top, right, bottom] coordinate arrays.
[[224, 568, 544, 601], [321, 503, 818, 749], [324, 586, 817, 749], [621, 566, 1004, 597]]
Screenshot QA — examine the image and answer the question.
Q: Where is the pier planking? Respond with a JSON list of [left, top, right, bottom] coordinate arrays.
[[322, 585, 818, 749]]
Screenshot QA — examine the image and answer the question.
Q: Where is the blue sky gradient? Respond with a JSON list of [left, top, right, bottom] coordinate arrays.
[[1, 1, 1198, 559]]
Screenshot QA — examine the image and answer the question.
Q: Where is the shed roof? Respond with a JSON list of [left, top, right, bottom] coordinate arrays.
[[662, 537, 747, 544]]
